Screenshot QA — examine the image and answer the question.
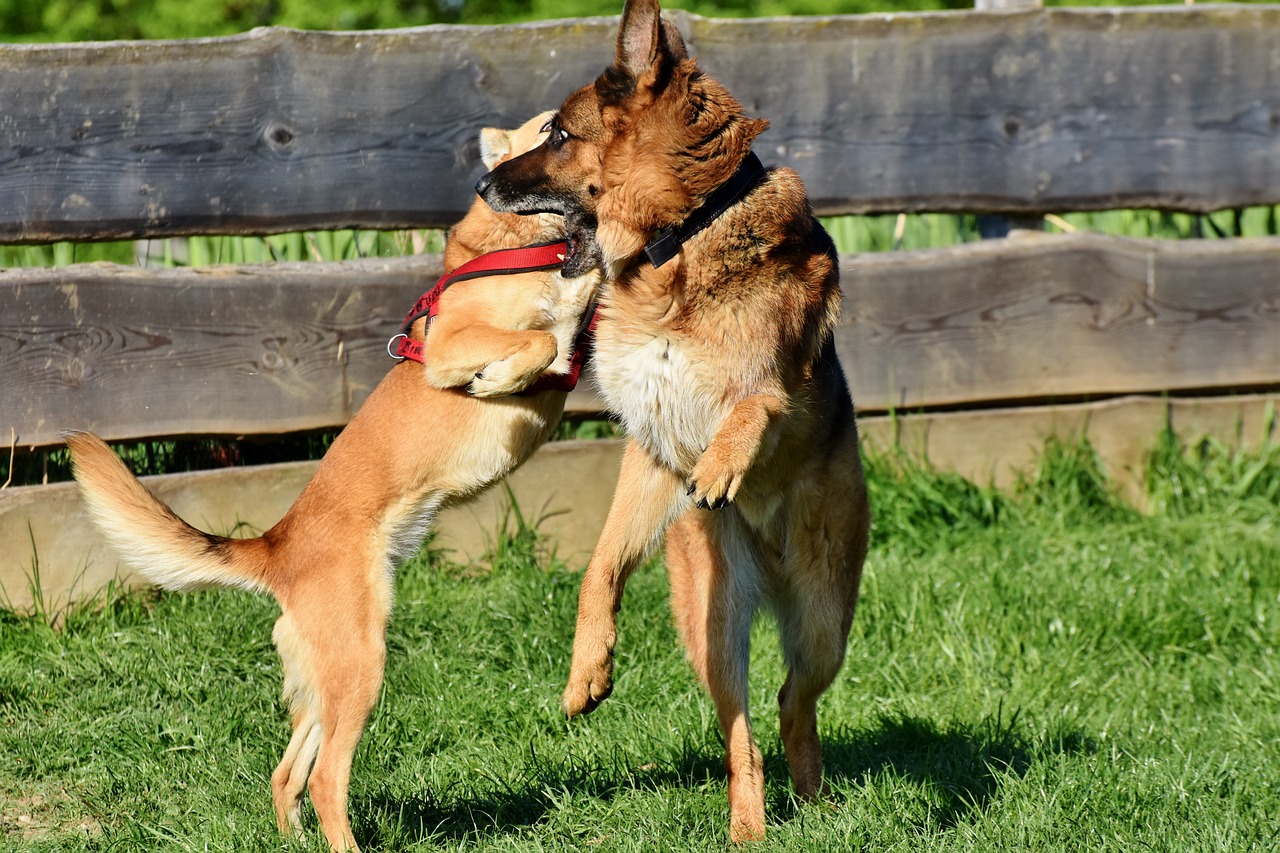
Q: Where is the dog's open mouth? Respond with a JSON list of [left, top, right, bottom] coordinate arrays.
[[560, 215, 601, 278]]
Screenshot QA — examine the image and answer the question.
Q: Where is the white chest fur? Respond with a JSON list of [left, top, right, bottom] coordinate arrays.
[[595, 329, 725, 473]]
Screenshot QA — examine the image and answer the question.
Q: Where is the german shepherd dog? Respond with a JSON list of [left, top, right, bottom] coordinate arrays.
[[66, 113, 601, 853], [477, 0, 870, 840]]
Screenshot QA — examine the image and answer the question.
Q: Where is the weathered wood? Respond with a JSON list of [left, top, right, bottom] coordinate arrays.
[[6, 393, 1276, 614], [0, 438, 626, 614], [975, 0, 1043, 9], [2, 256, 433, 448], [839, 233, 1280, 412], [2, 6, 1280, 243], [5, 233, 1279, 448], [858, 393, 1280, 508], [0, 254, 604, 449]]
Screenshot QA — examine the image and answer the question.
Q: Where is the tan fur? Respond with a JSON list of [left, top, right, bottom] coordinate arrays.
[[477, 0, 870, 840], [67, 112, 599, 853]]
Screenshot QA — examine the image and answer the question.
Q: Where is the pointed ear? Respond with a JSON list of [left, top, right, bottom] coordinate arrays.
[[659, 18, 687, 64], [478, 127, 512, 170], [616, 0, 663, 79]]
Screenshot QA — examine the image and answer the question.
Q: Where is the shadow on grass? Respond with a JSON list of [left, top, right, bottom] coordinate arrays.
[[790, 711, 1093, 831], [355, 741, 724, 847], [355, 712, 1090, 848]]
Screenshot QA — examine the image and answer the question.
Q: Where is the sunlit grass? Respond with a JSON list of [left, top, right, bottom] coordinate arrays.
[[3, 436, 1278, 849]]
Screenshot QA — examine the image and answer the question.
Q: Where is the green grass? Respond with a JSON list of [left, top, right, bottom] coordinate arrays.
[[3, 435, 1279, 850]]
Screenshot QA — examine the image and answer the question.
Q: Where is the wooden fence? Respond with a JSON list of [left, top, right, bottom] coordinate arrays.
[[3, 5, 1280, 612]]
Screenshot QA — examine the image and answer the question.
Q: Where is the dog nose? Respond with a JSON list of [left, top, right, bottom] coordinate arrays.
[[474, 171, 494, 198]]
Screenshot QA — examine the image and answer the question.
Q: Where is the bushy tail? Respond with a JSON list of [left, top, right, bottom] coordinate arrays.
[[66, 431, 273, 595]]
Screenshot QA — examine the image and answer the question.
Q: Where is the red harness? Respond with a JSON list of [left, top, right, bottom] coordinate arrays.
[[387, 241, 595, 394]]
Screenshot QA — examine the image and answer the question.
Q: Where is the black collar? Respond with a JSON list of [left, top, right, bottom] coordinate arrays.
[[642, 151, 766, 269]]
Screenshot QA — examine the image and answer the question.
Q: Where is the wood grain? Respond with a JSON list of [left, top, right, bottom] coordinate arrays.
[[5, 233, 1278, 447], [1, 256, 430, 448], [2, 6, 1279, 243], [0, 254, 604, 448], [839, 233, 1280, 412]]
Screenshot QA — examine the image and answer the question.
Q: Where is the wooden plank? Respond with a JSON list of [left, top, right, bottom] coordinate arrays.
[[839, 233, 1280, 413], [0, 438, 626, 614], [5, 232, 1279, 447], [858, 393, 1280, 508], [0, 255, 604, 449], [7, 393, 1276, 614], [2, 6, 1280, 243], [1, 256, 435, 448]]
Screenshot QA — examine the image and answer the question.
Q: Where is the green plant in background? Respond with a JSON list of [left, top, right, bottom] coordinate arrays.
[[0, 0, 1245, 43]]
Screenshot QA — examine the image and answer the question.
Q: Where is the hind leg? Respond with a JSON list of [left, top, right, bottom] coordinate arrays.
[[273, 589, 388, 852], [667, 509, 766, 842], [775, 469, 869, 800], [306, 624, 387, 852], [272, 614, 325, 838], [272, 711, 322, 838]]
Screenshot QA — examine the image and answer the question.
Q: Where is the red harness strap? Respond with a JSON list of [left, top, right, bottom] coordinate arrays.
[[388, 241, 596, 394]]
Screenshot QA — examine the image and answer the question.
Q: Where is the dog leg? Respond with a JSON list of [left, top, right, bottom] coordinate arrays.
[[271, 613, 325, 839], [776, 459, 870, 800], [304, 636, 385, 853], [563, 439, 687, 717], [272, 713, 322, 839], [687, 394, 783, 510], [667, 509, 767, 842]]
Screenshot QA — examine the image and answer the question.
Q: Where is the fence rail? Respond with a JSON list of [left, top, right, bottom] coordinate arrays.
[[5, 232, 1279, 449], [1, 6, 1279, 244], [3, 5, 1280, 611]]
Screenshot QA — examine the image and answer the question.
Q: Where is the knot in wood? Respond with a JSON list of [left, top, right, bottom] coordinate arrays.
[[264, 123, 296, 152]]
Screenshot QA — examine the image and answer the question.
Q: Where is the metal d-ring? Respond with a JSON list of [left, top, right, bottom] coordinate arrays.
[[386, 333, 408, 360]]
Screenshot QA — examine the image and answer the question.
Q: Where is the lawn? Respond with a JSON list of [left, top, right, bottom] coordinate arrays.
[[2, 434, 1279, 851]]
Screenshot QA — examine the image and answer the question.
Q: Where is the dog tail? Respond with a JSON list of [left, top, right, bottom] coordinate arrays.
[[66, 431, 275, 596]]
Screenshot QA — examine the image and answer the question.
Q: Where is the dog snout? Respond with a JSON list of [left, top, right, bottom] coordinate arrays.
[[474, 170, 495, 198]]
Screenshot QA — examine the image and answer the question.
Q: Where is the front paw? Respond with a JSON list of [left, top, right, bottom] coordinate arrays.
[[562, 644, 615, 718], [686, 446, 748, 510], [468, 356, 549, 398]]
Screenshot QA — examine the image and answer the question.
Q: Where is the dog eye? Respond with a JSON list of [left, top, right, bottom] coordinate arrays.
[[540, 119, 553, 134], [544, 123, 569, 147]]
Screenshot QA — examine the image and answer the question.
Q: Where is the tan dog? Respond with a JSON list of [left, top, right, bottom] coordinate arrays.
[[66, 112, 600, 853], [476, 0, 870, 840]]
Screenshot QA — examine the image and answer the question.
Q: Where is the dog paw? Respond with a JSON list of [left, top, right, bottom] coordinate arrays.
[[561, 649, 615, 718], [686, 448, 748, 510], [468, 359, 544, 398]]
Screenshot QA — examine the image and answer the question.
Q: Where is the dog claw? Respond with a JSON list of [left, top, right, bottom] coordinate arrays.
[[691, 485, 730, 511], [562, 685, 610, 719]]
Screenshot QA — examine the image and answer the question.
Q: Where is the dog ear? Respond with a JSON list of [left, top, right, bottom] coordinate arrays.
[[659, 18, 687, 64], [616, 0, 663, 79], [479, 127, 512, 170]]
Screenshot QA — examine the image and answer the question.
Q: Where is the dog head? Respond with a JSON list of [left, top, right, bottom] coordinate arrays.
[[478, 110, 555, 172], [447, 112, 568, 271], [473, 91, 605, 279], [478, 0, 768, 274]]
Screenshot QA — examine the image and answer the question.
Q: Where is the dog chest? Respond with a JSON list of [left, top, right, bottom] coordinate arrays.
[[595, 332, 723, 471]]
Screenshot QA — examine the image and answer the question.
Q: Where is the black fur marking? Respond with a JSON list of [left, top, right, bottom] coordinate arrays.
[[596, 64, 637, 106]]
